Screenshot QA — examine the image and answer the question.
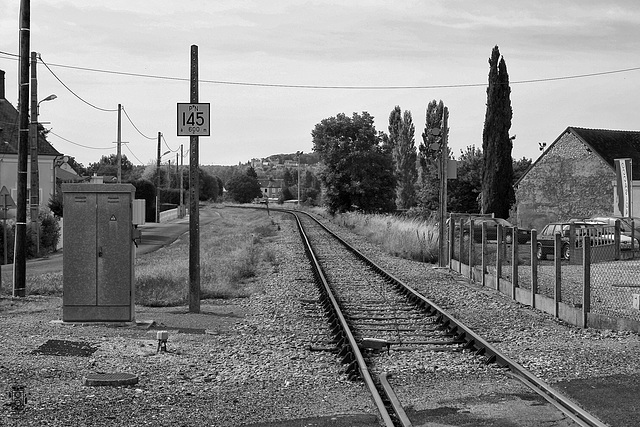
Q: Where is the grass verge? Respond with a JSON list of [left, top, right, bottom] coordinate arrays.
[[1, 205, 281, 307]]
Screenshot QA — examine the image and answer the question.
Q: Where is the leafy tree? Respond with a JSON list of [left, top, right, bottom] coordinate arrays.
[[283, 169, 293, 187], [65, 156, 87, 176], [132, 179, 157, 222], [246, 166, 258, 179], [278, 186, 294, 203], [448, 146, 483, 213], [86, 154, 134, 180], [199, 170, 219, 201], [387, 106, 402, 152], [513, 156, 532, 183], [48, 193, 63, 218], [216, 176, 225, 197], [312, 112, 395, 214], [389, 108, 417, 210], [482, 45, 515, 218], [226, 174, 262, 203]]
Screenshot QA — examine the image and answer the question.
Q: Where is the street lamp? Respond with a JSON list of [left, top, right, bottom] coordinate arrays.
[[156, 150, 171, 223], [39, 94, 57, 107], [30, 93, 57, 256]]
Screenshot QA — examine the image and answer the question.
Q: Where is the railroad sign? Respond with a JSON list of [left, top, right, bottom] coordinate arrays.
[[0, 186, 15, 221], [177, 103, 210, 136]]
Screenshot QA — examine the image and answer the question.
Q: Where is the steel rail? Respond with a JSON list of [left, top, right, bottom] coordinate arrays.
[[292, 213, 396, 427], [296, 210, 607, 427]]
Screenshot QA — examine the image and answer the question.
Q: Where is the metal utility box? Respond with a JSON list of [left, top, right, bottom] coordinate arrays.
[[62, 183, 136, 322], [132, 199, 146, 226]]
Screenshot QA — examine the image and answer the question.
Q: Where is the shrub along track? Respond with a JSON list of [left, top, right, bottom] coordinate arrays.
[[292, 210, 607, 427]]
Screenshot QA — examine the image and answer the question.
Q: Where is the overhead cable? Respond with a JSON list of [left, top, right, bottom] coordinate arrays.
[[2, 50, 638, 90], [49, 130, 112, 150], [38, 55, 119, 112], [121, 106, 156, 140], [161, 134, 180, 152]]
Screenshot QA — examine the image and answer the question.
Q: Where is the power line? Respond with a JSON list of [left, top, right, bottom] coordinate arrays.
[[50, 130, 147, 165], [161, 134, 180, 152], [123, 143, 144, 165], [2, 50, 639, 90], [121, 106, 156, 140], [48, 130, 112, 150], [38, 55, 119, 112]]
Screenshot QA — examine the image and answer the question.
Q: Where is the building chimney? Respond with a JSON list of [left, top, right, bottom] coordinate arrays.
[[0, 69, 4, 99]]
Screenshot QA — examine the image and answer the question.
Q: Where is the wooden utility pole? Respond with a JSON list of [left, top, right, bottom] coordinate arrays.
[[14, 0, 30, 297], [188, 45, 201, 313], [156, 132, 161, 222], [180, 144, 184, 216], [438, 107, 449, 268], [29, 51, 39, 256], [116, 104, 122, 183]]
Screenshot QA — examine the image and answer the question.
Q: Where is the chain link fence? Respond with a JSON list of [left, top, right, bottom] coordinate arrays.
[[588, 232, 640, 322], [448, 216, 640, 328]]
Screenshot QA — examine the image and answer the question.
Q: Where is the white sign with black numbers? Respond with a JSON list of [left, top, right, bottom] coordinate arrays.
[[177, 103, 210, 136]]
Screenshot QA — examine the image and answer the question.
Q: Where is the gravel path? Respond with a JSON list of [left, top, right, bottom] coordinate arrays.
[[1, 211, 639, 426]]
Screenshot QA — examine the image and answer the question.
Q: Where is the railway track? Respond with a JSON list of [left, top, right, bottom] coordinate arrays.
[[291, 210, 607, 427]]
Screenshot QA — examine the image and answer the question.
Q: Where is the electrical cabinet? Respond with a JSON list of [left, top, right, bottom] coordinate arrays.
[[62, 183, 136, 322]]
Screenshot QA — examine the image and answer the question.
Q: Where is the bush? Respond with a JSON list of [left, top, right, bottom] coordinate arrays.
[[133, 179, 157, 222], [39, 209, 61, 254], [0, 217, 58, 262]]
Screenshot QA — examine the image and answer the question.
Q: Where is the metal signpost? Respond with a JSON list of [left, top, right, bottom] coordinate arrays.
[[177, 45, 210, 314]]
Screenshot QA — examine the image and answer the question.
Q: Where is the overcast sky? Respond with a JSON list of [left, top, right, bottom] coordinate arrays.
[[1, 0, 639, 167]]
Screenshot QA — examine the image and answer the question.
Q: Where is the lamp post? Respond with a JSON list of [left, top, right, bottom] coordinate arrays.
[[30, 90, 56, 257], [156, 149, 170, 223]]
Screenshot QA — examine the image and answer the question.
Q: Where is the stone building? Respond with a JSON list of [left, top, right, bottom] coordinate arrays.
[[514, 127, 640, 231]]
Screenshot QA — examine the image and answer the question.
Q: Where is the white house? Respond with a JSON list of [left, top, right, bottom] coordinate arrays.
[[0, 69, 63, 215]]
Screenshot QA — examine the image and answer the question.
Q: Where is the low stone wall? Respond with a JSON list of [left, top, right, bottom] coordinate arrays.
[[159, 208, 178, 222]]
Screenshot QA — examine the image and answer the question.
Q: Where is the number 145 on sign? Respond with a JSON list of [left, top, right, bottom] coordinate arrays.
[[177, 103, 210, 136]]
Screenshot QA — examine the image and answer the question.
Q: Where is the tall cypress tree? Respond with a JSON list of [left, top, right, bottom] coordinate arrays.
[[482, 45, 514, 219], [388, 106, 417, 210], [395, 110, 417, 209]]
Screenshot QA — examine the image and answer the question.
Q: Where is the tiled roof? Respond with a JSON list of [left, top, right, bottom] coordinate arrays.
[[569, 127, 640, 180], [0, 98, 61, 156]]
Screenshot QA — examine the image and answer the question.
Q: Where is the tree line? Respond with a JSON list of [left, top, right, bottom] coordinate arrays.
[[311, 45, 529, 219]]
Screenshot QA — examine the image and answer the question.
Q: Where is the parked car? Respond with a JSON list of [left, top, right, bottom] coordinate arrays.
[[536, 220, 606, 261], [588, 216, 640, 251], [458, 217, 531, 244], [589, 216, 640, 237]]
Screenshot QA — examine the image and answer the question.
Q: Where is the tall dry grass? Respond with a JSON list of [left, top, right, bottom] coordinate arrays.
[[3, 206, 281, 305], [136, 206, 280, 306], [324, 210, 440, 263]]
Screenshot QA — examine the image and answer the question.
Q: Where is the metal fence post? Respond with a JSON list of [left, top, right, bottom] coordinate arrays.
[[458, 216, 464, 274], [530, 229, 538, 309], [614, 219, 621, 260], [450, 215, 456, 270], [554, 232, 562, 318], [496, 225, 502, 291], [469, 219, 475, 282], [582, 235, 591, 328], [511, 226, 518, 299], [481, 221, 487, 287]]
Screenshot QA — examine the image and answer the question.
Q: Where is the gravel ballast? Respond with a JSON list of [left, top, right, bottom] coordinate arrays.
[[1, 211, 639, 426]]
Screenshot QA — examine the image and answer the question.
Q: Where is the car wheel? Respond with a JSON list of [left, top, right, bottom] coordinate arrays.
[[536, 243, 545, 260], [562, 243, 570, 260]]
